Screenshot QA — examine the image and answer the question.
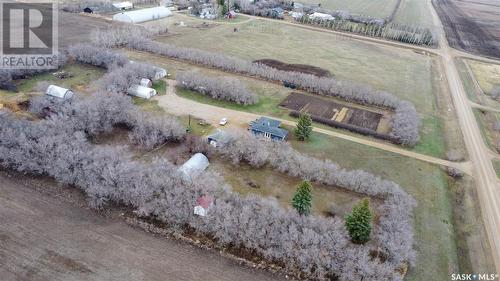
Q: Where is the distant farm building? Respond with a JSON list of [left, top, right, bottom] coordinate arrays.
[[46, 85, 74, 100], [179, 153, 209, 181], [112, 1, 133, 10], [249, 117, 288, 141], [310, 12, 334, 21], [83, 7, 94, 13], [207, 130, 233, 147], [140, 78, 152, 87], [270, 7, 284, 19], [126, 85, 157, 99], [113, 6, 172, 23], [291, 12, 303, 20], [194, 195, 213, 217]]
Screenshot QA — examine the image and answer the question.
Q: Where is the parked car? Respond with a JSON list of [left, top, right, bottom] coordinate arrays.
[[219, 118, 228, 126]]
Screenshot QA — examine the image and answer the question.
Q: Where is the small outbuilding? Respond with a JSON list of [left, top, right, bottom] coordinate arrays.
[[153, 66, 168, 80], [194, 195, 214, 217], [179, 153, 209, 181], [46, 85, 74, 100], [127, 85, 157, 99], [249, 117, 288, 141], [207, 130, 233, 148], [112, 1, 133, 10], [113, 6, 173, 23], [140, 78, 153, 87]]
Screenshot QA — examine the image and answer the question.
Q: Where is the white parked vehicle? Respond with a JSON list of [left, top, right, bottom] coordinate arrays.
[[219, 118, 228, 126]]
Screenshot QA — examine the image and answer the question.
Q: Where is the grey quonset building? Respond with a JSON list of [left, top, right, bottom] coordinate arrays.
[[249, 117, 288, 141]]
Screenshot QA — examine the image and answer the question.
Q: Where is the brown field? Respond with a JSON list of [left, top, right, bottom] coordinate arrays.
[[433, 0, 500, 59], [253, 59, 332, 77], [280, 92, 386, 131]]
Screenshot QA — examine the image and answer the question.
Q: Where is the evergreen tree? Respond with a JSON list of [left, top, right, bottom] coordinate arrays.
[[345, 198, 373, 244], [294, 113, 312, 141], [292, 181, 312, 215]]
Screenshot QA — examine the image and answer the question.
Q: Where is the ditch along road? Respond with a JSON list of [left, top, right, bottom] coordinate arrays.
[[157, 80, 471, 174], [0, 171, 285, 281], [426, 0, 500, 272]]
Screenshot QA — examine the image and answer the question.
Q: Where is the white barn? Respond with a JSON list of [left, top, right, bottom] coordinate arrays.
[[179, 153, 209, 181], [113, 6, 173, 23], [112, 1, 133, 10], [46, 85, 74, 100], [127, 85, 157, 99]]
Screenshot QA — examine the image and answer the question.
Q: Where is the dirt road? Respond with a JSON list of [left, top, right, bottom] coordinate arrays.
[[427, 0, 500, 271], [157, 80, 471, 174], [0, 173, 285, 281]]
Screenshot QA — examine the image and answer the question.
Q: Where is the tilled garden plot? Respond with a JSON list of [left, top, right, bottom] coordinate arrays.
[[254, 59, 332, 77], [280, 92, 383, 131]]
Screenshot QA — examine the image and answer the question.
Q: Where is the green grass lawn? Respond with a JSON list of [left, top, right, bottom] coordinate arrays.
[[494, 160, 500, 178], [473, 109, 500, 152], [152, 80, 167, 95], [467, 60, 500, 95], [15, 63, 104, 93], [285, 129, 459, 281]]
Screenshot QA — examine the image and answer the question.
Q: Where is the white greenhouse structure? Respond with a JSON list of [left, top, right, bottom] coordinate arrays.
[[310, 12, 335, 21], [140, 78, 152, 87], [46, 85, 74, 100], [179, 153, 209, 181], [127, 85, 157, 99], [113, 6, 173, 23]]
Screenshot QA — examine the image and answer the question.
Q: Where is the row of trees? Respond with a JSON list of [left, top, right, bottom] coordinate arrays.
[[215, 133, 416, 268], [299, 16, 435, 46], [0, 93, 412, 280], [176, 71, 259, 105], [68, 43, 128, 69], [28, 93, 185, 149], [67, 44, 161, 94], [91, 28, 421, 145]]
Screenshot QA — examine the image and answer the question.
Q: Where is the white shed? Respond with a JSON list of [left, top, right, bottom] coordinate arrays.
[[112, 1, 133, 10], [127, 85, 157, 99], [140, 78, 153, 87], [310, 12, 334, 21], [113, 6, 173, 23], [46, 85, 74, 100], [179, 153, 209, 181], [153, 66, 167, 80]]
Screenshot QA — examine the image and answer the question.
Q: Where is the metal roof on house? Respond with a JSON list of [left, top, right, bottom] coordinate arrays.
[[250, 117, 288, 139], [207, 130, 233, 145]]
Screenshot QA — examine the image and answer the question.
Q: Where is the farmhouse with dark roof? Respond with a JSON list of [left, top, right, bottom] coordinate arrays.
[[249, 117, 288, 141]]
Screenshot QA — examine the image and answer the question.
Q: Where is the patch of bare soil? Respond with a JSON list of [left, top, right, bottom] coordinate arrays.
[[254, 59, 333, 78], [280, 92, 383, 131], [433, 0, 500, 59]]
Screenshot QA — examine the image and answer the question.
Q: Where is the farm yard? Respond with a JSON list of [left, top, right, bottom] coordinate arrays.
[[433, 0, 500, 59], [280, 92, 389, 132], [296, 0, 400, 19], [0, 1, 498, 280]]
